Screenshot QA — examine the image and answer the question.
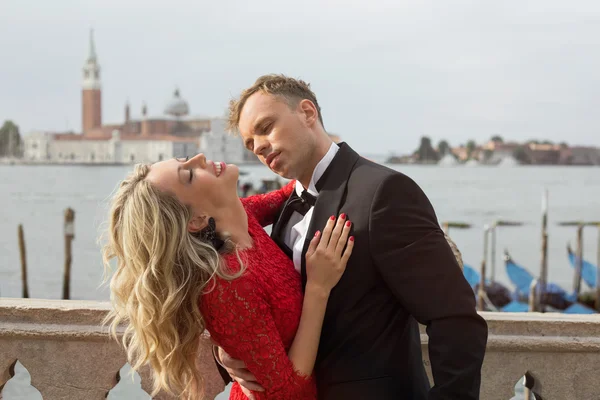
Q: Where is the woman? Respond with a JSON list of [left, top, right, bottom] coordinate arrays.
[[102, 153, 354, 400]]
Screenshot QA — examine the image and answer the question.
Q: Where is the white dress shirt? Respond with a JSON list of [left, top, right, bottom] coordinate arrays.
[[283, 142, 340, 273]]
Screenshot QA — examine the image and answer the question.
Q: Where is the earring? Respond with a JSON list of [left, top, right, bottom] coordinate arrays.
[[201, 217, 217, 242], [199, 217, 225, 250]]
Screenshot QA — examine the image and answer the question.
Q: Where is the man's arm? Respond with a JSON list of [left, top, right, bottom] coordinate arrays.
[[240, 179, 295, 227], [369, 173, 488, 400]]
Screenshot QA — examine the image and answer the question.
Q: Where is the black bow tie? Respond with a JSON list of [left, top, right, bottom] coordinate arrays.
[[288, 189, 317, 216], [270, 187, 318, 258], [300, 189, 317, 207]]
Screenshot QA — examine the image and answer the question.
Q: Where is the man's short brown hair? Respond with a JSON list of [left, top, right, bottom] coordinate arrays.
[[227, 74, 324, 133]]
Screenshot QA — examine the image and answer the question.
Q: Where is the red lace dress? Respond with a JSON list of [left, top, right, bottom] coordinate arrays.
[[200, 180, 317, 400]]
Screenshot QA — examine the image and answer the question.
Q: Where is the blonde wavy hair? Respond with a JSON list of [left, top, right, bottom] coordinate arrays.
[[101, 163, 243, 399], [444, 233, 464, 271]]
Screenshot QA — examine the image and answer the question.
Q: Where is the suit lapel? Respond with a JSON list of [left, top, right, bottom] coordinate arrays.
[[270, 190, 296, 258], [300, 142, 361, 288], [271, 193, 293, 239]]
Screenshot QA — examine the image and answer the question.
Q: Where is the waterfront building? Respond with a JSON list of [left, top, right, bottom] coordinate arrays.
[[23, 30, 252, 165]]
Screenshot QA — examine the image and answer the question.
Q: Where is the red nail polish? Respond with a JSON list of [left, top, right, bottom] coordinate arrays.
[[330, 215, 335, 220], [346, 221, 351, 227], [340, 213, 346, 219], [315, 231, 320, 237], [349, 236, 354, 241]]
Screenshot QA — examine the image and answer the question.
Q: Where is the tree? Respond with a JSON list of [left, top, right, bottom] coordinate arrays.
[[437, 140, 450, 156], [0, 120, 22, 157], [490, 135, 504, 143], [416, 136, 439, 162], [483, 149, 494, 162], [466, 140, 477, 159], [513, 146, 531, 164]]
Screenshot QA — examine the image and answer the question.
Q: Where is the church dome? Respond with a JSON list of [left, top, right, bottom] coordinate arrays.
[[164, 88, 189, 117]]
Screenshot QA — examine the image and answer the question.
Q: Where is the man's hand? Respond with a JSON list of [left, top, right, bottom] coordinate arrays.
[[217, 346, 265, 393]]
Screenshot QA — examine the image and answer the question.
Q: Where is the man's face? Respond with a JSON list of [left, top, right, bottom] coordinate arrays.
[[238, 92, 316, 180]]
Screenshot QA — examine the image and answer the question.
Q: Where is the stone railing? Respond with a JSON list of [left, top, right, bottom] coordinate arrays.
[[0, 298, 224, 400], [1, 298, 600, 399], [421, 312, 600, 399]]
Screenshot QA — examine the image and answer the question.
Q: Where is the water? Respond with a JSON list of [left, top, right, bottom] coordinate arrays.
[[1, 163, 599, 300]]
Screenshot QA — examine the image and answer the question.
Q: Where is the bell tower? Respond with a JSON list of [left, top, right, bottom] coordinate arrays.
[[82, 29, 102, 134]]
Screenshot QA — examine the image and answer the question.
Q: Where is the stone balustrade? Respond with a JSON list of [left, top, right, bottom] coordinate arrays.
[[1, 298, 599, 399]]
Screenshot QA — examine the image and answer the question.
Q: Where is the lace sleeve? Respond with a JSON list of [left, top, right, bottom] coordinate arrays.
[[241, 180, 296, 227], [201, 274, 317, 400]]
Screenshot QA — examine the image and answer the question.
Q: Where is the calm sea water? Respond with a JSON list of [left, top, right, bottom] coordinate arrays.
[[1, 163, 599, 300]]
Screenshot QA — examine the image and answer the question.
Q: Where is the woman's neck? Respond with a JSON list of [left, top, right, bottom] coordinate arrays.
[[213, 198, 252, 249]]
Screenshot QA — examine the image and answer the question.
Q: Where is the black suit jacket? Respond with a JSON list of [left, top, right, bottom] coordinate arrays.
[[270, 143, 488, 400]]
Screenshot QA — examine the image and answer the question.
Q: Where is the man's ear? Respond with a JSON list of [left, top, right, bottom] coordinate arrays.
[[299, 99, 318, 127], [188, 215, 206, 233]]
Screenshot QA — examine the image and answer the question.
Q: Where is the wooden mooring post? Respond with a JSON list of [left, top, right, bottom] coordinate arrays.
[[490, 223, 496, 284], [558, 220, 600, 309], [573, 224, 584, 297], [17, 224, 29, 298], [596, 224, 600, 312], [62, 208, 75, 300], [539, 189, 549, 312], [529, 279, 538, 312], [539, 232, 548, 312], [477, 225, 489, 311], [487, 219, 524, 284]]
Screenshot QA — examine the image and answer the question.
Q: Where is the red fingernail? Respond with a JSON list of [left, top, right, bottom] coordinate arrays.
[[340, 213, 346, 219], [349, 236, 354, 241], [330, 215, 335, 220], [315, 231, 320, 237], [346, 221, 351, 227]]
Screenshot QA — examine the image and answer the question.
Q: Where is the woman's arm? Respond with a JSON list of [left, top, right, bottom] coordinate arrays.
[[240, 180, 296, 227], [287, 214, 354, 375], [202, 274, 316, 399], [203, 215, 353, 398]]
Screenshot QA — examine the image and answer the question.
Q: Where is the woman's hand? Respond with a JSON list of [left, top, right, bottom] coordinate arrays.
[[305, 214, 354, 295]]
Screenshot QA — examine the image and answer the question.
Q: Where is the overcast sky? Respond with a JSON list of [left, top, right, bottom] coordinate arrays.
[[1, 0, 599, 154]]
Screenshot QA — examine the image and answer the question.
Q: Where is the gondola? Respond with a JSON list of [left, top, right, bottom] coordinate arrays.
[[463, 263, 513, 310], [504, 250, 583, 311]]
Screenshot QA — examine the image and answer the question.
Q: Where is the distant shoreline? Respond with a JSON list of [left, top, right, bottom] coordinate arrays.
[[1, 158, 598, 168], [385, 162, 599, 167], [0, 159, 263, 167]]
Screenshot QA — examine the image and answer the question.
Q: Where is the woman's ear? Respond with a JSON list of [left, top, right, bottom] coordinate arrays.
[[188, 215, 207, 233]]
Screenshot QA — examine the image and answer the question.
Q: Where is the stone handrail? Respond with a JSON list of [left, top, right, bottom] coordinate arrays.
[[1, 298, 600, 399], [0, 298, 223, 400], [421, 312, 600, 399]]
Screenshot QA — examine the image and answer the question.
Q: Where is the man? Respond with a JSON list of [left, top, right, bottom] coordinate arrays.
[[215, 74, 488, 399]]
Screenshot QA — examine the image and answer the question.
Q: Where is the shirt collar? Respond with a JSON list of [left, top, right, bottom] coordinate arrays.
[[295, 142, 339, 197]]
